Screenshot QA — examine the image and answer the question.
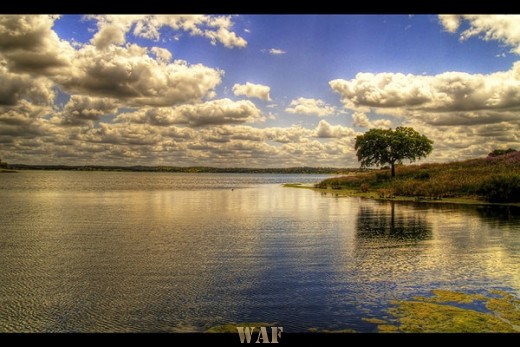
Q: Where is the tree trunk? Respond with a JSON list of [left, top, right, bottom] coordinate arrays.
[[391, 161, 395, 178]]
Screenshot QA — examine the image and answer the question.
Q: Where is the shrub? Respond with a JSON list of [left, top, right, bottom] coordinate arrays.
[[477, 175, 520, 203], [360, 183, 369, 192], [375, 171, 391, 181], [488, 148, 516, 157], [414, 172, 430, 180]]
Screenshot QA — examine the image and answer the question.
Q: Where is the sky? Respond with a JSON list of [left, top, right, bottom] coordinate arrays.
[[0, 14, 519, 167]]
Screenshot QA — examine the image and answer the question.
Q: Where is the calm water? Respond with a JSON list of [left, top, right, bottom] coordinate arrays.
[[0, 171, 519, 332]]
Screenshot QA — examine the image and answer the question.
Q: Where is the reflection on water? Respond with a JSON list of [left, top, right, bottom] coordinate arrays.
[[476, 205, 520, 225], [0, 171, 519, 332], [356, 201, 432, 241]]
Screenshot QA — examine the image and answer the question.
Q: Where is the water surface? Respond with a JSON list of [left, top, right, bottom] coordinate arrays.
[[0, 171, 519, 332]]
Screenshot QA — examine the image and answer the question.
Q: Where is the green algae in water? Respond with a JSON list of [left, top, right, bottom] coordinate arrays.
[[362, 318, 387, 325], [389, 301, 514, 332], [486, 291, 520, 328], [371, 289, 520, 333], [418, 290, 487, 304]]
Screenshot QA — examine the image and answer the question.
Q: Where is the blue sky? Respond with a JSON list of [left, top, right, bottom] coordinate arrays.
[[1, 15, 519, 166]]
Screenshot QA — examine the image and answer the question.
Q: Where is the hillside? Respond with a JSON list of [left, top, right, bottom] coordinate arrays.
[[314, 151, 520, 204]]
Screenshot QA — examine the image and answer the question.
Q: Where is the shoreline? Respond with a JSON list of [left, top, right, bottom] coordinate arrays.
[[284, 183, 520, 207]]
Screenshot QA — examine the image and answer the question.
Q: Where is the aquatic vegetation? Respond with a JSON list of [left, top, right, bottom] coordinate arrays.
[[365, 290, 520, 333], [388, 301, 513, 332], [418, 289, 487, 304], [486, 291, 520, 327]]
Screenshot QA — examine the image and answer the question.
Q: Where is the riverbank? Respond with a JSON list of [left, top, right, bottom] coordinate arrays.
[[285, 151, 520, 207], [284, 183, 520, 207]]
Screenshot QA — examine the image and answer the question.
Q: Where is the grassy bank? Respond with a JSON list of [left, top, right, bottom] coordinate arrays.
[[290, 151, 520, 205]]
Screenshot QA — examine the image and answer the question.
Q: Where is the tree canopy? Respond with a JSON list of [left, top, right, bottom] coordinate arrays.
[[354, 127, 433, 177]]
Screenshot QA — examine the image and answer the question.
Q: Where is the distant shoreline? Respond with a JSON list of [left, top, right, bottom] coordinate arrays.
[[5, 164, 361, 175]]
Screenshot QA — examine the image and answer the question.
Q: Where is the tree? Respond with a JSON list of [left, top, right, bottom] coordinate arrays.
[[354, 127, 433, 177]]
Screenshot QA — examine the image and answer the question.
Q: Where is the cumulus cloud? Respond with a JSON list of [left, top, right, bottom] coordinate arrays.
[[62, 44, 222, 107], [400, 118, 519, 162], [91, 23, 127, 50], [0, 15, 223, 108], [0, 15, 74, 76], [438, 15, 460, 33], [115, 99, 264, 127], [352, 111, 391, 129], [88, 15, 247, 49], [0, 65, 55, 106], [269, 48, 286, 55], [5, 15, 518, 166], [0, 63, 56, 138], [0, 15, 361, 167], [330, 62, 520, 116], [150, 46, 172, 64], [285, 97, 336, 117], [330, 62, 520, 159], [439, 15, 520, 54], [0, 100, 56, 140], [232, 82, 272, 101], [57, 95, 119, 126], [314, 120, 356, 138]]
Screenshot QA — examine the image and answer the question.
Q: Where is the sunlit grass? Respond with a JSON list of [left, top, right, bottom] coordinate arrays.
[[314, 152, 520, 204]]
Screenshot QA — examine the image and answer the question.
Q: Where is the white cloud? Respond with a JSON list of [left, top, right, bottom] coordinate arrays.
[[0, 15, 223, 109], [0, 65, 55, 107], [439, 15, 520, 54], [269, 48, 286, 55], [352, 111, 391, 129], [330, 62, 520, 117], [0, 15, 75, 76], [400, 118, 519, 162], [57, 95, 119, 126], [62, 44, 222, 107], [314, 120, 356, 138], [91, 23, 127, 50], [438, 15, 460, 33], [3, 15, 519, 166], [285, 97, 336, 117], [232, 82, 272, 101], [0, 15, 362, 167], [150, 46, 172, 64], [330, 63, 520, 160], [115, 99, 264, 127], [88, 15, 247, 49]]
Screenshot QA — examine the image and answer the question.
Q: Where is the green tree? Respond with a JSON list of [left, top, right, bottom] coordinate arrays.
[[354, 127, 433, 177]]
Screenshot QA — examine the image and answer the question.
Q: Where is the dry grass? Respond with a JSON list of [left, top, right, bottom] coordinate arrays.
[[317, 152, 520, 202]]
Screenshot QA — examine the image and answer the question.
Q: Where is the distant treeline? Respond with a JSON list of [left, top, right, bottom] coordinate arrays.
[[9, 164, 362, 174]]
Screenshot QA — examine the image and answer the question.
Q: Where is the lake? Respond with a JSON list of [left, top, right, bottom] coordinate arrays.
[[0, 171, 519, 332]]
